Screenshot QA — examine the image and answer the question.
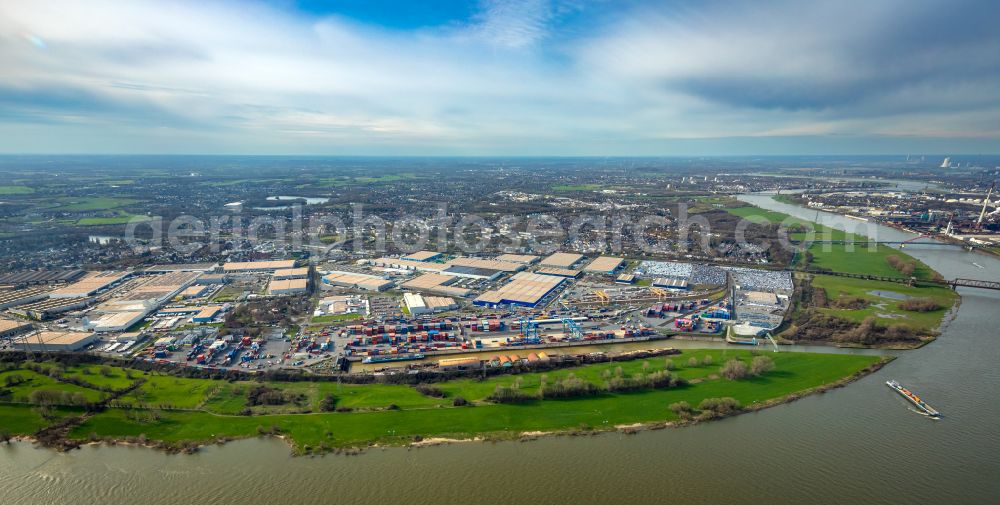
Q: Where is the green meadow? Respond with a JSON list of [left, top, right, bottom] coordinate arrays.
[[725, 205, 936, 280], [0, 350, 880, 452]]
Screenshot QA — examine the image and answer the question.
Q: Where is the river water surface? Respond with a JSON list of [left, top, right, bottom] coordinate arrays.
[[3, 194, 999, 504]]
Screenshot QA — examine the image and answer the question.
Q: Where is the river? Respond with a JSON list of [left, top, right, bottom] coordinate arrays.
[[3, 194, 999, 504]]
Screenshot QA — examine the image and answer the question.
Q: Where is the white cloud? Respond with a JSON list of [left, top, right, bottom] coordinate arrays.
[[0, 0, 997, 154]]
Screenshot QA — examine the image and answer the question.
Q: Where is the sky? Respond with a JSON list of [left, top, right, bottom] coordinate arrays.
[[1, 0, 999, 156]]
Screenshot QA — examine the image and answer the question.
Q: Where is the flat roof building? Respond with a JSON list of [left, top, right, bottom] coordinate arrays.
[[50, 271, 132, 298], [16, 330, 97, 352], [445, 257, 525, 273], [322, 272, 393, 292], [616, 274, 636, 284], [9, 297, 91, 320], [370, 257, 447, 272], [496, 254, 540, 265], [223, 260, 296, 273], [535, 267, 582, 279], [0, 286, 52, 309], [0, 269, 85, 287], [401, 251, 443, 262], [268, 278, 309, 295], [653, 278, 690, 290], [539, 252, 584, 268], [193, 306, 224, 322], [180, 285, 210, 299], [195, 274, 226, 285], [143, 263, 219, 273], [0, 319, 34, 340], [272, 267, 310, 280], [584, 256, 625, 274], [400, 273, 471, 297], [440, 264, 504, 280], [474, 272, 565, 308], [90, 311, 147, 332], [404, 292, 458, 315]]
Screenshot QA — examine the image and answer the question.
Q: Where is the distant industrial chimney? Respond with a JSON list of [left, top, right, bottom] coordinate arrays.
[[940, 157, 951, 168]]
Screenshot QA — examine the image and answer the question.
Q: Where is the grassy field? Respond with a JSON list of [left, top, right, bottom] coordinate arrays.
[[811, 274, 958, 332], [76, 214, 152, 226], [212, 285, 246, 302], [52, 197, 139, 212], [552, 184, 602, 191], [726, 205, 936, 279], [0, 350, 880, 451], [0, 369, 108, 403], [0, 185, 34, 195], [311, 313, 362, 323]]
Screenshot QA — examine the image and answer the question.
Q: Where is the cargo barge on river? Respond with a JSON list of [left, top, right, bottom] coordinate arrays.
[[886, 380, 940, 417]]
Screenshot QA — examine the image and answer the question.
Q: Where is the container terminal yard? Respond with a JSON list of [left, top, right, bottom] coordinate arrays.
[[0, 252, 793, 375]]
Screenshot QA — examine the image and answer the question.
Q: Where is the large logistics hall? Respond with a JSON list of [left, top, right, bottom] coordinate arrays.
[[496, 254, 539, 265], [584, 256, 625, 274], [539, 252, 584, 268], [14, 330, 98, 352], [400, 251, 443, 262], [370, 257, 447, 272], [400, 273, 471, 297], [223, 260, 297, 273], [445, 257, 525, 272], [49, 271, 131, 298], [322, 272, 393, 291], [473, 272, 566, 308]]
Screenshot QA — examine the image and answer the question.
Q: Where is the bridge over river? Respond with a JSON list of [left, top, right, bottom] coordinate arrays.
[[799, 268, 1000, 291]]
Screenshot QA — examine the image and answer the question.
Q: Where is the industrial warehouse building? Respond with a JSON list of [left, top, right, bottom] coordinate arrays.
[[15, 330, 98, 352], [496, 254, 540, 265], [96, 271, 200, 313], [158, 305, 225, 323], [268, 278, 308, 295], [370, 257, 447, 272], [446, 257, 525, 272], [179, 285, 210, 299], [440, 264, 504, 280], [0, 319, 34, 340], [49, 271, 132, 298], [0, 286, 52, 309], [0, 269, 85, 287], [653, 277, 690, 290], [9, 297, 91, 320], [474, 272, 566, 308], [535, 267, 582, 279], [400, 273, 471, 297], [143, 263, 219, 273], [584, 256, 625, 274], [89, 311, 147, 332], [195, 274, 226, 285], [222, 260, 297, 273], [401, 251, 443, 262], [403, 292, 458, 315], [539, 252, 584, 268], [272, 267, 310, 280], [322, 271, 393, 291]]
